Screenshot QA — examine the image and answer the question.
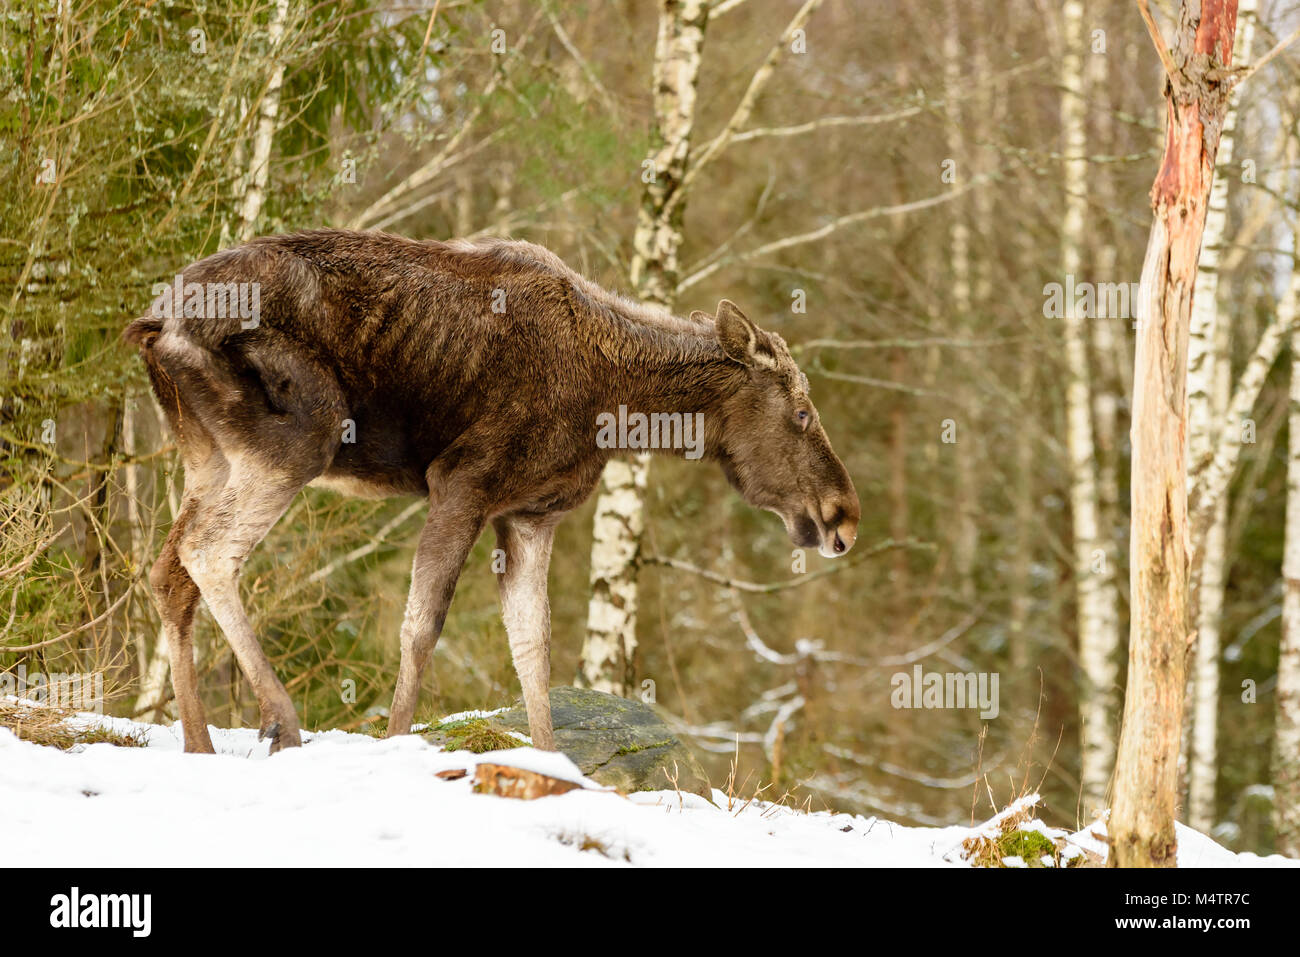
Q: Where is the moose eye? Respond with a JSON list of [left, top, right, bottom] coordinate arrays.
[[795, 409, 810, 430]]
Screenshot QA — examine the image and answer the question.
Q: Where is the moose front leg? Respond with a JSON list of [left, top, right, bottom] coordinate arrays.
[[388, 498, 484, 737], [492, 515, 557, 750]]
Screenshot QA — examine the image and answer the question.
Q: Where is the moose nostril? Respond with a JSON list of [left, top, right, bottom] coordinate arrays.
[[833, 531, 846, 554]]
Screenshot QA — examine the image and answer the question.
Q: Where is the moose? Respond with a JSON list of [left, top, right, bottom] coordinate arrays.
[[125, 229, 860, 754]]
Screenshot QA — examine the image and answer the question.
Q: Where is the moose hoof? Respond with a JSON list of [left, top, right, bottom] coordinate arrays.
[[259, 719, 302, 753]]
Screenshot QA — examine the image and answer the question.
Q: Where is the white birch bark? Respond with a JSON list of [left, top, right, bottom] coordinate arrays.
[[1189, 465, 1229, 829], [1274, 108, 1300, 858], [1085, 34, 1122, 570], [578, 0, 709, 695], [134, 399, 176, 720], [124, 393, 166, 715], [237, 0, 290, 243], [1184, 0, 1255, 833], [1060, 0, 1119, 815], [1194, 273, 1300, 550], [136, 638, 173, 720], [219, 97, 250, 251], [123, 394, 142, 664], [1278, 283, 1300, 855]]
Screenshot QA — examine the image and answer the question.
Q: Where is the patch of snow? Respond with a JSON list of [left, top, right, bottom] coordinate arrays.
[[1067, 818, 1299, 868], [422, 707, 511, 727], [2, 708, 1297, 868]]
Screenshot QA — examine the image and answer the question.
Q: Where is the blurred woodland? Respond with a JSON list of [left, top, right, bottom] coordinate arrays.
[[3, 0, 1300, 857]]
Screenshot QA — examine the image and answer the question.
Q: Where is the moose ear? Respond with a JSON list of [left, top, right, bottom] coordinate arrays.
[[689, 309, 712, 324], [715, 300, 771, 368]]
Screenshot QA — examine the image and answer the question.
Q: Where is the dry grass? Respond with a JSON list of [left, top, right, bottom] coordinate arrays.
[[552, 830, 632, 862], [720, 737, 815, 817], [951, 698, 1091, 867], [951, 793, 1092, 868], [0, 700, 147, 750]]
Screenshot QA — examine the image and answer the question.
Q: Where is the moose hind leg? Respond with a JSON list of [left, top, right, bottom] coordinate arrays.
[[149, 525, 214, 754], [179, 467, 306, 753], [493, 516, 556, 751], [149, 448, 230, 755]]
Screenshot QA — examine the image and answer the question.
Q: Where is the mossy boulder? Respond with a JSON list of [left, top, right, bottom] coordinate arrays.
[[487, 687, 712, 799]]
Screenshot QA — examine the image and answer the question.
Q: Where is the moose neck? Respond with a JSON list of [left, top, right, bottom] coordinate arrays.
[[596, 312, 743, 464]]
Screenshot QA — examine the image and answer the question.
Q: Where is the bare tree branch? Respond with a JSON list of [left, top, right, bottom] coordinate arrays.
[[1235, 22, 1300, 88], [1136, 0, 1181, 94], [640, 537, 933, 593], [669, 0, 826, 213], [677, 176, 991, 292]]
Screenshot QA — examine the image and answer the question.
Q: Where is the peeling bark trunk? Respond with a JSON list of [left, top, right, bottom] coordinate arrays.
[[1111, 0, 1239, 869], [1187, 3, 1254, 488], [1060, 0, 1120, 816], [578, 0, 709, 695]]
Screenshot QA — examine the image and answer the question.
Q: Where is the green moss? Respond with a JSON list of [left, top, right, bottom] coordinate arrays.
[[996, 829, 1058, 866], [613, 738, 673, 757], [430, 717, 524, 754]]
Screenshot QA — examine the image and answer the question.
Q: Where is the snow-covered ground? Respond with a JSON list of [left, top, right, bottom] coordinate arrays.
[[3, 709, 1297, 868]]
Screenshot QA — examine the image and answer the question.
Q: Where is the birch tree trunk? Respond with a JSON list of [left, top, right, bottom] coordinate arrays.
[[1277, 279, 1300, 855], [1086, 42, 1122, 611], [1184, 0, 1255, 834], [1187, 333, 1231, 831], [237, 0, 290, 243], [577, 0, 709, 695], [1060, 0, 1120, 816], [1111, 0, 1240, 868], [219, 97, 250, 251], [135, 399, 178, 720], [1192, 279, 1300, 553], [944, 1, 977, 604]]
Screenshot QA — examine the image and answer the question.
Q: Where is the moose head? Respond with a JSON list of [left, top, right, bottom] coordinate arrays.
[[693, 299, 861, 559]]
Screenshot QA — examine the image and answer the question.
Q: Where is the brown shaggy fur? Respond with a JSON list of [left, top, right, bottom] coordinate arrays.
[[125, 229, 859, 754]]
